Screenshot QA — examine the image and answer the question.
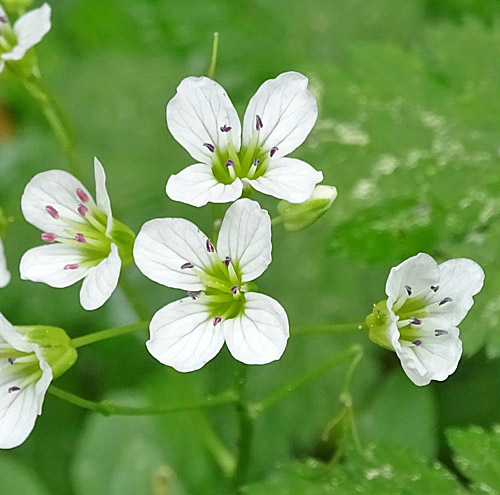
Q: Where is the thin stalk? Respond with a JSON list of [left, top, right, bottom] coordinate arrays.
[[253, 345, 363, 414], [207, 32, 219, 79], [70, 321, 149, 349], [21, 75, 82, 177], [293, 322, 366, 337]]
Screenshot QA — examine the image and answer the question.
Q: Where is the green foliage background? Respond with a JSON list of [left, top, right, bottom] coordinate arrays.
[[1, 0, 500, 493]]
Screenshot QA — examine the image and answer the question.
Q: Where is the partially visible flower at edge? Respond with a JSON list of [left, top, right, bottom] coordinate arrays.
[[166, 71, 324, 207], [134, 198, 290, 372], [0, 2, 51, 75], [20, 158, 135, 310], [0, 239, 10, 288], [366, 252, 484, 386], [0, 312, 77, 448]]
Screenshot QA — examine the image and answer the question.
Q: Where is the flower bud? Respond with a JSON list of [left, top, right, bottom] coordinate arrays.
[[277, 185, 337, 232], [14, 325, 77, 378]]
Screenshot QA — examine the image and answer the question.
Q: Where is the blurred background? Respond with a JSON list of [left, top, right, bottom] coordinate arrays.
[[1, 0, 500, 493]]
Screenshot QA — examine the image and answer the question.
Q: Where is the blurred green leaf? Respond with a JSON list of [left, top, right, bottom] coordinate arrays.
[[0, 456, 51, 495]]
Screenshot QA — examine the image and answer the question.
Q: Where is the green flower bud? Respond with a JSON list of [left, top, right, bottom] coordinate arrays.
[[365, 300, 393, 351], [277, 185, 337, 232]]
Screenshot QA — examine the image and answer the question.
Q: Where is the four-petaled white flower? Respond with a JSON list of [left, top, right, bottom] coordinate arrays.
[[0, 2, 51, 74], [0, 239, 9, 288], [20, 158, 135, 311], [0, 312, 52, 449], [134, 199, 290, 372], [367, 253, 484, 386], [166, 71, 323, 207]]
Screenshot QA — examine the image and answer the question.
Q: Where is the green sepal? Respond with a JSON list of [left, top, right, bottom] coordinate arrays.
[[41, 346, 78, 379], [365, 300, 394, 351], [110, 219, 136, 267]]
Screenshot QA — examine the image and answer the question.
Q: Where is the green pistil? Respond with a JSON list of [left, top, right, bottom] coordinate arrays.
[[396, 296, 428, 321]]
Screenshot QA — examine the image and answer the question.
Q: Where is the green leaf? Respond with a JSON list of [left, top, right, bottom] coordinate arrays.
[[447, 425, 500, 493]]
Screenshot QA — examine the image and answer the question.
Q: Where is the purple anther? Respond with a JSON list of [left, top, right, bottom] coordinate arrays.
[[225, 160, 235, 167], [76, 188, 89, 203], [64, 263, 79, 270], [434, 329, 448, 337], [405, 285, 412, 296], [41, 232, 57, 243], [412, 339, 422, 346], [206, 239, 215, 253], [270, 146, 278, 157], [7, 357, 15, 365], [252, 158, 260, 166], [203, 143, 215, 153], [410, 317, 422, 325], [439, 297, 452, 306], [223, 256, 231, 267], [430, 285, 439, 292], [8, 386, 20, 393], [213, 316, 222, 326], [220, 124, 232, 132], [231, 285, 239, 294], [187, 290, 201, 300], [75, 233, 86, 243], [0, 16, 7, 23], [181, 262, 194, 270], [256, 114, 263, 131], [77, 204, 88, 217], [45, 205, 59, 219]]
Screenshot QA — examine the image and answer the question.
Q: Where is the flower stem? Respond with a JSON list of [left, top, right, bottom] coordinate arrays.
[[119, 274, 152, 321], [233, 367, 255, 490], [70, 321, 149, 349], [20, 75, 82, 178], [252, 345, 364, 414], [293, 322, 366, 337], [207, 32, 219, 79]]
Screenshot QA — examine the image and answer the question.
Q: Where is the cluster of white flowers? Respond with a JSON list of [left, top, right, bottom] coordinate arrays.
[[0, 1, 486, 449]]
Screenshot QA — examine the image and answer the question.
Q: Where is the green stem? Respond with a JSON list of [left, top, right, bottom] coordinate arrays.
[[70, 321, 148, 349], [233, 367, 255, 490], [207, 32, 219, 79], [253, 345, 363, 414], [119, 274, 151, 321], [293, 322, 366, 337], [21, 75, 82, 177], [48, 385, 237, 416]]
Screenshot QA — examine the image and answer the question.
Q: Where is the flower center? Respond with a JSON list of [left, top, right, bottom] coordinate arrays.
[[203, 115, 278, 185]]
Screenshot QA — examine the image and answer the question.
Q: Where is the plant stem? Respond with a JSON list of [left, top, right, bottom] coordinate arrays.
[[70, 321, 149, 349], [293, 322, 366, 337], [253, 345, 363, 414], [207, 32, 219, 79], [233, 367, 254, 491], [48, 385, 237, 416], [119, 274, 151, 321], [21, 75, 82, 178]]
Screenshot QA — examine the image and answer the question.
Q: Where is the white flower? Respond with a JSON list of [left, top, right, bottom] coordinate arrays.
[[0, 239, 10, 288], [20, 158, 135, 311], [0, 312, 52, 449], [134, 199, 289, 372], [166, 71, 323, 207], [0, 2, 51, 74], [367, 253, 485, 386]]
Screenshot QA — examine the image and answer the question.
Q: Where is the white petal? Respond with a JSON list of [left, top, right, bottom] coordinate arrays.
[[248, 157, 323, 203], [0, 313, 34, 353], [166, 164, 243, 207], [425, 258, 485, 326], [242, 72, 318, 158], [79, 244, 121, 311], [3, 4, 51, 62], [217, 199, 271, 282], [147, 297, 224, 372], [93, 157, 113, 236], [0, 347, 52, 449], [134, 218, 214, 291], [391, 324, 462, 386], [223, 292, 289, 365], [21, 169, 95, 236], [166, 76, 241, 164], [385, 253, 440, 307], [20, 244, 89, 288], [0, 240, 10, 289]]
